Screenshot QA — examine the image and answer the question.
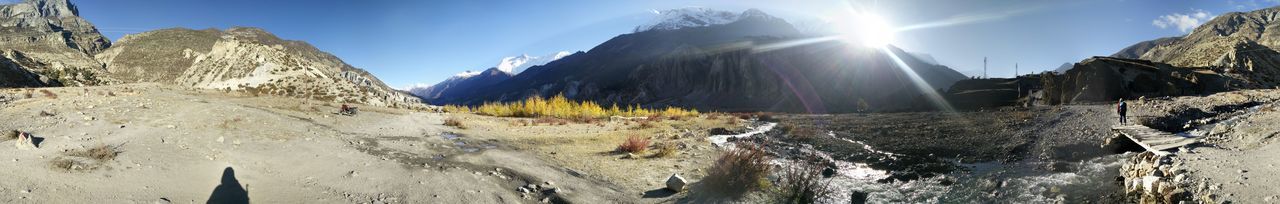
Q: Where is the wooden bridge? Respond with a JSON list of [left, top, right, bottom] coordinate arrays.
[[1111, 125, 1199, 155]]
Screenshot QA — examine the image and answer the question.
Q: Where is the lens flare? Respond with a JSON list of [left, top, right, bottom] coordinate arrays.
[[854, 13, 895, 48]]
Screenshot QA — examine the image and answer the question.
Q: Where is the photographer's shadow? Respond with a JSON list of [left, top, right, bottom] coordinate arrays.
[[207, 167, 249, 204]]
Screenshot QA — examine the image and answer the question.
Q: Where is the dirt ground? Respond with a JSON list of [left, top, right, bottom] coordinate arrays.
[[1128, 90, 1280, 203], [0, 83, 741, 203]]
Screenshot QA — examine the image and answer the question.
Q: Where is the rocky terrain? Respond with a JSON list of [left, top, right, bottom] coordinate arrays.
[[95, 27, 420, 107], [1112, 89, 1280, 203], [0, 0, 418, 108], [0, 0, 113, 87], [1135, 7, 1280, 89], [0, 84, 740, 203]]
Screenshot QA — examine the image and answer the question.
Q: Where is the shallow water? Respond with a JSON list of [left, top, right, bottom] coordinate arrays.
[[711, 122, 1126, 203]]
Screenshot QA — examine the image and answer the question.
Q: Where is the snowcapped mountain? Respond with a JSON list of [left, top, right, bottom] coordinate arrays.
[[443, 8, 966, 113], [634, 8, 779, 32], [495, 51, 573, 73], [407, 51, 573, 103]]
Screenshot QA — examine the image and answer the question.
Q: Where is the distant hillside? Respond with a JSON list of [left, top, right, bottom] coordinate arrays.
[[1110, 37, 1180, 59], [408, 68, 513, 104], [440, 9, 967, 113], [96, 27, 421, 107], [1136, 7, 1280, 89]]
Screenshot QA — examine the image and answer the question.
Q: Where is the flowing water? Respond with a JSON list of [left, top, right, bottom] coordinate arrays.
[[711, 122, 1127, 203]]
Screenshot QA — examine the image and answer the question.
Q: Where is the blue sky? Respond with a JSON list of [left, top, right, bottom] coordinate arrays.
[[71, 0, 1280, 89]]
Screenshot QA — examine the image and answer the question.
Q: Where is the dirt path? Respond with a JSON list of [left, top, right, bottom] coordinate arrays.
[[0, 84, 645, 203]]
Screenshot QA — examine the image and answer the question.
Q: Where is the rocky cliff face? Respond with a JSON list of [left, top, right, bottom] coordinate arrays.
[[1039, 57, 1235, 105], [1137, 7, 1280, 88], [97, 27, 421, 107], [0, 0, 112, 87], [440, 9, 966, 113]]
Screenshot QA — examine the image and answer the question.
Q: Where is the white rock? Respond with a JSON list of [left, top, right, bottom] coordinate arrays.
[[666, 173, 688, 191], [1142, 176, 1161, 194], [216, 136, 225, 143]]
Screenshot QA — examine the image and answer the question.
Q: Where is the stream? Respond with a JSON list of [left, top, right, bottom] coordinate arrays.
[[709, 121, 1127, 203]]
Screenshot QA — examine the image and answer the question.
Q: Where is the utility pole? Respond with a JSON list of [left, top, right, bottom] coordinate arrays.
[[983, 57, 988, 79], [1015, 63, 1018, 78]]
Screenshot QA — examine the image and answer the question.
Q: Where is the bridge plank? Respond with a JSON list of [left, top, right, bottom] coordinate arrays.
[[1111, 125, 1197, 155]]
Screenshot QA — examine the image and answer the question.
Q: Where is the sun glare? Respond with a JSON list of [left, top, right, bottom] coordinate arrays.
[[850, 13, 895, 48]]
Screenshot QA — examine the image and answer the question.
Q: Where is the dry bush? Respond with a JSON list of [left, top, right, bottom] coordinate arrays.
[[616, 136, 651, 153], [53, 144, 121, 172], [49, 157, 77, 171], [71, 145, 120, 161], [757, 112, 777, 122], [653, 142, 679, 158], [772, 160, 835, 204], [39, 90, 56, 99], [219, 117, 243, 129], [633, 121, 656, 130], [534, 117, 567, 126], [443, 117, 466, 129], [703, 144, 772, 198]]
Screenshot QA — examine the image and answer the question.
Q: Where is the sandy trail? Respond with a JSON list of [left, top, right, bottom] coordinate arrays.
[[0, 84, 639, 203]]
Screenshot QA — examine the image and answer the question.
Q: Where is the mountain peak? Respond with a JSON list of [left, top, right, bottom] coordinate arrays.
[[634, 8, 778, 32], [494, 51, 573, 73], [30, 0, 77, 17]]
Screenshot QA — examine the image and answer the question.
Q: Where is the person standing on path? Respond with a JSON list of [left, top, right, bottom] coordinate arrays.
[[1117, 99, 1128, 125]]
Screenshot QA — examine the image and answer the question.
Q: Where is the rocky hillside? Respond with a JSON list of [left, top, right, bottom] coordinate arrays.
[[1039, 57, 1236, 105], [97, 27, 420, 107], [440, 9, 966, 113], [0, 0, 112, 87], [1136, 7, 1280, 88], [1111, 37, 1180, 59]]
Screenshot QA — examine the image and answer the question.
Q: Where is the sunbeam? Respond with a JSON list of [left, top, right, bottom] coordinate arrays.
[[880, 46, 956, 112]]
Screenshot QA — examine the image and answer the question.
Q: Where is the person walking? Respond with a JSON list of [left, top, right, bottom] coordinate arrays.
[[1117, 99, 1128, 125]]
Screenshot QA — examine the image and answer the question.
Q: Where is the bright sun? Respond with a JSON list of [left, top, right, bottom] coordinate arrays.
[[849, 13, 895, 47]]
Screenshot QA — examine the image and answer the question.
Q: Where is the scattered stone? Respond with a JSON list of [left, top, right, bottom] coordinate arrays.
[[1142, 176, 1162, 194], [822, 167, 837, 178], [14, 131, 37, 150], [541, 187, 560, 195], [624, 153, 638, 159], [665, 173, 687, 191], [216, 136, 225, 143], [83, 116, 94, 121], [850, 191, 868, 204]]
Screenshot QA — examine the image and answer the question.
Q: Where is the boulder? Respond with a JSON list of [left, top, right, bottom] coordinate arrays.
[[850, 191, 869, 204], [665, 173, 687, 191], [1142, 176, 1162, 194], [14, 131, 36, 150]]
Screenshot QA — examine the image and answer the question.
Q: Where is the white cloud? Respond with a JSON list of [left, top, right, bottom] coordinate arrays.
[[1152, 9, 1213, 33]]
